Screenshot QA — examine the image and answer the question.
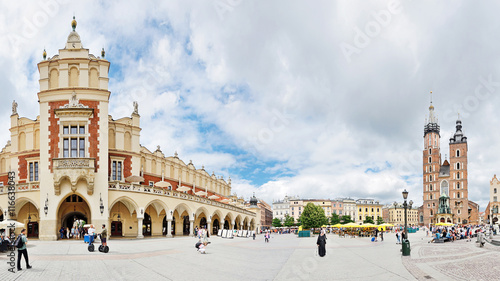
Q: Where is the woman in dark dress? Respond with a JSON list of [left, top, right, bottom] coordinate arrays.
[[317, 229, 327, 257]]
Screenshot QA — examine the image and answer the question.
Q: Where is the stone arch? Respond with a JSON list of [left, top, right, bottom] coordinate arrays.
[[234, 214, 243, 229], [109, 196, 139, 216], [144, 199, 169, 218], [124, 131, 132, 150], [194, 206, 209, 229], [50, 68, 59, 89], [15, 197, 40, 216], [56, 192, 92, 233], [108, 128, 115, 149], [89, 67, 99, 88], [18, 132, 26, 151], [69, 66, 79, 87], [440, 180, 449, 196], [173, 202, 193, 219]]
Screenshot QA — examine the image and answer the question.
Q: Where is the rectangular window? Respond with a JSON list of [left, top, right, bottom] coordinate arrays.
[[62, 125, 86, 158], [29, 163, 33, 182], [117, 162, 122, 181], [112, 161, 116, 180], [34, 162, 38, 181], [149, 181, 154, 187]]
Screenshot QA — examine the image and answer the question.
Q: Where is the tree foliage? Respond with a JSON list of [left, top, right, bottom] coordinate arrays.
[[272, 218, 282, 228], [363, 216, 375, 224], [284, 214, 295, 227], [330, 213, 340, 225], [376, 216, 384, 225], [299, 203, 328, 229], [340, 215, 354, 224]]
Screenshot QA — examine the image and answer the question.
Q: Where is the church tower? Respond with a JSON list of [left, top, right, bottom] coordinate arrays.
[[422, 97, 440, 226], [448, 118, 468, 224]]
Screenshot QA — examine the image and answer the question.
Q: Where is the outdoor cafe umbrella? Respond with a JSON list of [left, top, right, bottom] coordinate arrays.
[[332, 224, 342, 228], [154, 181, 171, 188], [125, 175, 144, 183], [176, 185, 191, 192], [435, 222, 454, 226], [220, 198, 230, 203], [195, 191, 208, 196], [343, 223, 360, 228], [0, 220, 25, 229], [361, 223, 377, 228], [208, 195, 219, 200]]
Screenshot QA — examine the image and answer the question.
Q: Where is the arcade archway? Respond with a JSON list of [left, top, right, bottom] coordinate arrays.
[[57, 194, 90, 239]]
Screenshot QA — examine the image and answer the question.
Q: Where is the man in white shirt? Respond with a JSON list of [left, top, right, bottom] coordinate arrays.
[[88, 225, 95, 244]]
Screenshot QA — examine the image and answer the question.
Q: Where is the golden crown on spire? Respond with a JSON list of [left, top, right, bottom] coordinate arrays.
[[71, 16, 77, 31]]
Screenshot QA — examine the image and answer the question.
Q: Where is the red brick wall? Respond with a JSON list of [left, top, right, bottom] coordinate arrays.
[[48, 100, 100, 172], [0, 174, 8, 185], [18, 153, 40, 181]]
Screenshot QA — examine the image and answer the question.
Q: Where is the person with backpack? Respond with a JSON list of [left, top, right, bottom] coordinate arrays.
[[16, 229, 31, 271]]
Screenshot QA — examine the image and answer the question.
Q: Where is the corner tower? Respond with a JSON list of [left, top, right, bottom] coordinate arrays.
[[422, 96, 440, 226], [36, 17, 110, 240]]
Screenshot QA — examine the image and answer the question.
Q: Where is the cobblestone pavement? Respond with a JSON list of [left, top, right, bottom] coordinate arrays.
[[403, 231, 500, 281], [0, 231, 496, 280]]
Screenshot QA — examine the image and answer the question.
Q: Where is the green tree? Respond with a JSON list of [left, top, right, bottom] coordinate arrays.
[[363, 216, 375, 224], [330, 213, 340, 225], [299, 203, 328, 229], [272, 218, 282, 228], [340, 215, 353, 224], [376, 216, 384, 225], [284, 214, 295, 227]]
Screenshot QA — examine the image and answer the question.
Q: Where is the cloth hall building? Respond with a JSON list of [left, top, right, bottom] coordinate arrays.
[[0, 19, 258, 240]]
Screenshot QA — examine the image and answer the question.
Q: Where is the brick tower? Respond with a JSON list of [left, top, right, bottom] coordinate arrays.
[[448, 118, 468, 224], [422, 101, 440, 226]]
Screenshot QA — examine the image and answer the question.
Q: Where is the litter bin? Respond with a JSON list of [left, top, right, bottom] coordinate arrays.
[[402, 239, 411, 256]]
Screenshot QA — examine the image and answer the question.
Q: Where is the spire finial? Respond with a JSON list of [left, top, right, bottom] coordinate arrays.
[[430, 91, 433, 103], [101, 47, 105, 58], [43, 48, 47, 60], [71, 16, 77, 31]]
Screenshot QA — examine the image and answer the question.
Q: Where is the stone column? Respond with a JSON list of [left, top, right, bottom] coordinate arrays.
[[240, 223, 243, 230], [232, 221, 235, 230], [166, 219, 172, 238], [220, 222, 224, 230], [189, 219, 194, 236], [137, 218, 144, 239], [207, 220, 212, 235]]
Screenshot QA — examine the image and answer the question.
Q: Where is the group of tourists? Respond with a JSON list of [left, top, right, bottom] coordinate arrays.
[[428, 225, 479, 243], [194, 226, 210, 254], [59, 219, 86, 239]]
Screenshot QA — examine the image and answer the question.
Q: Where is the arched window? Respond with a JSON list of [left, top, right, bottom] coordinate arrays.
[[457, 172, 460, 179], [428, 157, 432, 163], [440, 180, 449, 196], [495, 188, 497, 194], [457, 182, 460, 189], [124, 131, 132, 150], [50, 68, 59, 89], [456, 150, 460, 157], [430, 209, 433, 215], [34, 129, 40, 149], [108, 129, 115, 149], [456, 163, 460, 170], [429, 165, 432, 172], [69, 67, 79, 87], [429, 184, 433, 191], [430, 194, 433, 200], [429, 175, 433, 182], [429, 148, 431, 154], [89, 68, 99, 88], [457, 192, 460, 198], [18, 132, 26, 151]]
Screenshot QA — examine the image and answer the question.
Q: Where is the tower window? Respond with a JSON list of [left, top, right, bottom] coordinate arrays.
[[429, 148, 431, 154], [429, 184, 433, 191], [428, 157, 432, 163], [457, 172, 460, 179], [456, 150, 460, 157], [456, 163, 460, 170], [62, 125, 86, 158], [429, 165, 432, 172], [457, 183, 460, 189], [457, 192, 460, 198], [495, 188, 497, 194], [429, 175, 433, 182]]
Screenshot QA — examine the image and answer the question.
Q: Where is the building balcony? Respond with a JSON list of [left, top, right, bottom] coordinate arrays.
[[53, 158, 96, 195]]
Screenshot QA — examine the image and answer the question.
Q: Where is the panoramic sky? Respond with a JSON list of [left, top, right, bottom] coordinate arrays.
[[1, 1, 499, 210]]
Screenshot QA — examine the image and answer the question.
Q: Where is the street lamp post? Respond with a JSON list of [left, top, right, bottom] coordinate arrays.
[[401, 189, 411, 256]]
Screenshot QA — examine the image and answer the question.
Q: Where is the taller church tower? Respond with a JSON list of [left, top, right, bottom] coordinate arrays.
[[422, 99, 440, 226]]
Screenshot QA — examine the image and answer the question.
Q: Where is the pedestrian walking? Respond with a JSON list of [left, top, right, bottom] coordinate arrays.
[[16, 229, 32, 271], [396, 231, 400, 244], [317, 229, 327, 257], [380, 230, 384, 241]]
